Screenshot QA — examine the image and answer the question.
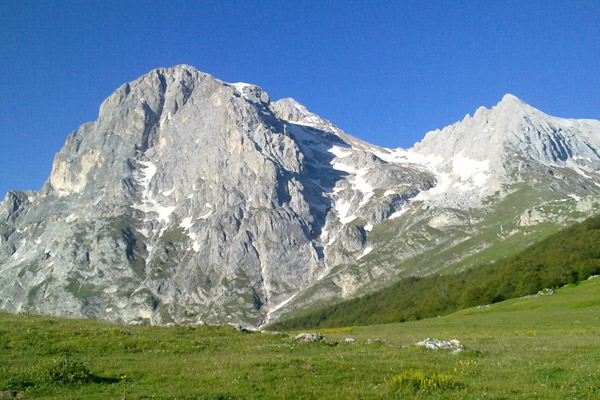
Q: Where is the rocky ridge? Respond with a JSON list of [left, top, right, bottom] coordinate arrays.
[[1, 65, 599, 327]]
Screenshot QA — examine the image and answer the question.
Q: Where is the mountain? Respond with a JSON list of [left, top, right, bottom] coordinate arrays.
[[1, 65, 599, 327]]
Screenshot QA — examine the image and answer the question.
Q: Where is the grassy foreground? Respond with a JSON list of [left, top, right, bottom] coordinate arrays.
[[1, 278, 599, 399]]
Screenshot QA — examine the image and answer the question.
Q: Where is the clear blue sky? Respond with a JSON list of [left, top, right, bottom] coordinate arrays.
[[1, 1, 599, 197]]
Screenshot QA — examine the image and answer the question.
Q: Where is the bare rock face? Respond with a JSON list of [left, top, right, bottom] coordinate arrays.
[[0, 66, 332, 327], [2, 66, 600, 327]]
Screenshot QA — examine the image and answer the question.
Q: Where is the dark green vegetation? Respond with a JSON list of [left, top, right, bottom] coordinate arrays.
[[1, 277, 599, 399], [271, 214, 600, 330]]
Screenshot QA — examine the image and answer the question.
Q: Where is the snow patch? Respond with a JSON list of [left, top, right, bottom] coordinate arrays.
[[353, 170, 374, 203], [372, 147, 492, 207], [180, 217, 193, 229], [328, 150, 375, 225], [137, 160, 157, 189], [328, 145, 353, 158], [452, 153, 490, 186], [371, 147, 444, 167], [357, 246, 373, 260], [331, 160, 358, 174], [231, 82, 254, 100], [261, 290, 302, 329], [192, 238, 201, 252], [133, 160, 176, 228], [156, 206, 176, 223], [389, 205, 409, 219], [198, 210, 213, 219], [336, 199, 355, 224]]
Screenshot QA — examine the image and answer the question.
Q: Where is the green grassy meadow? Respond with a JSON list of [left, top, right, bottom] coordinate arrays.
[[2, 277, 599, 399]]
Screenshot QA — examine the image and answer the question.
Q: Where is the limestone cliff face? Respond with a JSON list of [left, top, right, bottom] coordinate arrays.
[[1, 66, 600, 327], [0, 66, 328, 326]]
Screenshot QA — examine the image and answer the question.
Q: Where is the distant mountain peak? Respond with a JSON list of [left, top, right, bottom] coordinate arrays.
[[491, 93, 539, 116], [499, 93, 523, 104]]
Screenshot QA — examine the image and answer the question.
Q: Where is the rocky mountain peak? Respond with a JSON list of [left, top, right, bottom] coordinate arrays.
[[229, 82, 270, 104], [497, 92, 526, 107], [414, 93, 600, 168], [271, 98, 311, 122], [2, 66, 600, 328]]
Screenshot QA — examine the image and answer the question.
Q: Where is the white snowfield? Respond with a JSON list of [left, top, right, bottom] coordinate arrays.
[[132, 160, 176, 226]]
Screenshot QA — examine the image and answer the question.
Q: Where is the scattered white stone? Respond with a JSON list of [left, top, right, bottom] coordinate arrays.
[[343, 337, 357, 344], [588, 275, 599, 280], [537, 288, 554, 296], [476, 304, 490, 309], [294, 332, 323, 342], [416, 338, 464, 353]]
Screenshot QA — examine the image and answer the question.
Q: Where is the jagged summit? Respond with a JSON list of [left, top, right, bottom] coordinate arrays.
[[271, 97, 328, 128], [2, 66, 600, 328], [497, 92, 525, 105], [414, 92, 600, 164], [488, 93, 550, 121]]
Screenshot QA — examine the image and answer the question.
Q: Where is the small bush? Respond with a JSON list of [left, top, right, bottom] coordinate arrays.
[[44, 358, 94, 385]]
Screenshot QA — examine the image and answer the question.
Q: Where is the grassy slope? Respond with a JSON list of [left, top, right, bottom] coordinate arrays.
[[270, 213, 600, 330], [1, 277, 599, 399]]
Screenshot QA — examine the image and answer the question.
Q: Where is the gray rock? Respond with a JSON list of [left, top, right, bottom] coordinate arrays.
[[343, 337, 357, 344], [294, 332, 323, 342], [415, 338, 464, 352], [537, 288, 554, 296]]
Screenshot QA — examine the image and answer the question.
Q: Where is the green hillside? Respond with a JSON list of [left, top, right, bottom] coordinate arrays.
[[1, 275, 599, 399], [270, 214, 600, 331]]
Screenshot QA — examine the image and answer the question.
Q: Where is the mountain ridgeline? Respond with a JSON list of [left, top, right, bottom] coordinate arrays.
[[270, 213, 600, 330], [1, 65, 600, 327]]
